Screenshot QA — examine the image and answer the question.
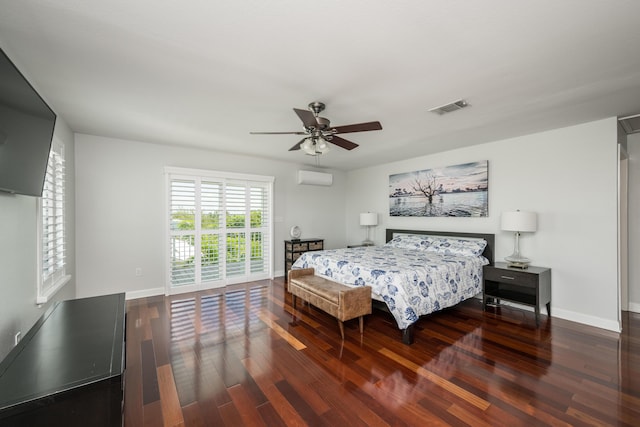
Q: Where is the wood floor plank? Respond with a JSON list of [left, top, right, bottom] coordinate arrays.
[[418, 400, 477, 427], [311, 379, 388, 427], [226, 384, 268, 427], [274, 363, 331, 415], [378, 347, 491, 411], [157, 364, 185, 427], [274, 379, 324, 426], [218, 401, 246, 427], [342, 380, 408, 427], [254, 381, 308, 427], [124, 278, 640, 426], [195, 395, 226, 427], [141, 339, 160, 405], [143, 400, 165, 427], [225, 341, 270, 407], [181, 402, 205, 427], [255, 401, 288, 427], [124, 303, 144, 427], [151, 315, 171, 367], [256, 308, 307, 350]]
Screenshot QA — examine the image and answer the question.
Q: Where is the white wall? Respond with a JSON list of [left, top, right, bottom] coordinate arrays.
[[73, 118, 623, 329], [74, 134, 347, 299], [628, 132, 640, 312], [0, 119, 76, 360], [346, 118, 620, 331]]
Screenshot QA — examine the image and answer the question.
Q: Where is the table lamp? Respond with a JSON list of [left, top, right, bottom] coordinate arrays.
[[359, 212, 377, 246], [501, 210, 537, 269]]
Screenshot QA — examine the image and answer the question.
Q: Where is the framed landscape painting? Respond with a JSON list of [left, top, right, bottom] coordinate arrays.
[[389, 161, 488, 217]]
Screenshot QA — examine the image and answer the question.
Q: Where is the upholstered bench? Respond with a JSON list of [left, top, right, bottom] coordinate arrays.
[[288, 268, 372, 339]]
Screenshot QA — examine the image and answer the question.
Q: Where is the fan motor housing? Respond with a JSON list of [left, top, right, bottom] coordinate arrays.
[[316, 116, 330, 130]]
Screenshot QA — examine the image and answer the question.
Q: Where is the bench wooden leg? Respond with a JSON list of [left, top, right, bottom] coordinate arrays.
[[291, 294, 296, 310], [338, 320, 345, 340], [359, 316, 364, 334]]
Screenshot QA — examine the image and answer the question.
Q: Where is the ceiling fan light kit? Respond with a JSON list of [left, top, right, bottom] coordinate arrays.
[[300, 138, 330, 156], [250, 101, 382, 156]]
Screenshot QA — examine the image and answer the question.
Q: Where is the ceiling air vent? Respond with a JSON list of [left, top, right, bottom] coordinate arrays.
[[428, 99, 469, 115], [618, 113, 640, 134]]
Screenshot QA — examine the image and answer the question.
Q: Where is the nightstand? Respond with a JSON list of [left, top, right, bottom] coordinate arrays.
[[483, 262, 551, 326]]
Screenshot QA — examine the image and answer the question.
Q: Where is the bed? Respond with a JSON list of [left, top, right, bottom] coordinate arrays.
[[291, 229, 494, 344]]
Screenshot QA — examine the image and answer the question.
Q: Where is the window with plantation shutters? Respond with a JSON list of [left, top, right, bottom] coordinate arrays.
[[166, 167, 273, 294], [37, 138, 70, 304]]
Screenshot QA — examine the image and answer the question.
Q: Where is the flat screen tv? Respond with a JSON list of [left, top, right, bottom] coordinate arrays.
[[0, 47, 56, 197]]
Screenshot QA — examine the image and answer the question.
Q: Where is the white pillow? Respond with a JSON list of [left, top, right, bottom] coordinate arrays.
[[385, 234, 431, 250], [424, 237, 487, 257]]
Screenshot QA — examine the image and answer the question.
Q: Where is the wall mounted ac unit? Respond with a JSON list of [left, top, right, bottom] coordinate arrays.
[[297, 170, 333, 186]]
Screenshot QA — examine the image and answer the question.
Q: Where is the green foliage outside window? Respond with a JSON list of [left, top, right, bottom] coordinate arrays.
[[172, 210, 264, 267], [202, 212, 220, 229]]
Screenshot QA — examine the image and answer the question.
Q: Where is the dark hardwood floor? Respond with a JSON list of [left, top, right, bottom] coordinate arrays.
[[124, 278, 640, 426]]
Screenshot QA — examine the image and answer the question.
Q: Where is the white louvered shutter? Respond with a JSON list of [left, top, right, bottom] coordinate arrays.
[[201, 180, 222, 282], [250, 183, 269, 274], [166, 168, 273, 293], [225, 182, 246, 279], [37, 139, 68, 303], [169, 179, 196, 287]]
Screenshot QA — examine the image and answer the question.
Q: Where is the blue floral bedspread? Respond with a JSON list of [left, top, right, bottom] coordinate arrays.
[[292, 246, 488, 330]]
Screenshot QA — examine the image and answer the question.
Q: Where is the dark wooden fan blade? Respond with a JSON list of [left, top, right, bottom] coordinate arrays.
[[293, 108, 318, 129], [331, 121, 382, 134], [250, 131, 306, 135], [329, 135, 359, 150], [289, 137, 307, 151]]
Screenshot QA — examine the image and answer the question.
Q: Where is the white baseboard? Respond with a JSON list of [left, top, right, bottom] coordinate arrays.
[[480, 296, 621, 332], [125, 287, 164, 300], [552, 307, 620, 332], [628, 301, 640, 314]]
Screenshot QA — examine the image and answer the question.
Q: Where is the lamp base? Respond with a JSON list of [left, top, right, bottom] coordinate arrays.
[[504, 255, 531, 269], [505, 261, 530, 269]]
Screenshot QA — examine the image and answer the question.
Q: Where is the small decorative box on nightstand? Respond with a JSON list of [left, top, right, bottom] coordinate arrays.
[[483, 262, 551, 326]]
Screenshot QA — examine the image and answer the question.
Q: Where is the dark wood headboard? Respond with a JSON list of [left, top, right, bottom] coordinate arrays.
[[385, 229, 495, 265]]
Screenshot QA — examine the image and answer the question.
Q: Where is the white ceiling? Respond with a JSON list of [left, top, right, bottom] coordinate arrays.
[[1, 0, 640, 170]]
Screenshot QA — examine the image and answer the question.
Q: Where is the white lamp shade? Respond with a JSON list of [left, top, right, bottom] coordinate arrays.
[[300, 139, 312, 153], [359, 212, 378, 226], [501, 211, 537, 232], [301, 138, 331, 155], [316, 139, 330, 152]]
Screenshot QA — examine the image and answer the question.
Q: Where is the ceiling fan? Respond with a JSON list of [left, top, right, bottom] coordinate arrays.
[[250, 102, 382, 155]]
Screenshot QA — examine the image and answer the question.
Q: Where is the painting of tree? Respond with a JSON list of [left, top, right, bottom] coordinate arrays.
[[389, 161, 488, 217]]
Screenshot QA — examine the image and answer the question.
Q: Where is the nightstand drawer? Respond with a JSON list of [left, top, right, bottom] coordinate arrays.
[[308, 242, 323, 250], [483, 267, 537, 287], [292, 242, 308, 252]]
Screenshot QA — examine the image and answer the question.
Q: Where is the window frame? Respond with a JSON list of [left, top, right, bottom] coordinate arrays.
[[36, 137, 70, 304], [165, 167, 274, 296]]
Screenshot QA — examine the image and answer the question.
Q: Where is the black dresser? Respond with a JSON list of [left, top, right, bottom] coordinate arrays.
[[0, 293, 126, 427]]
